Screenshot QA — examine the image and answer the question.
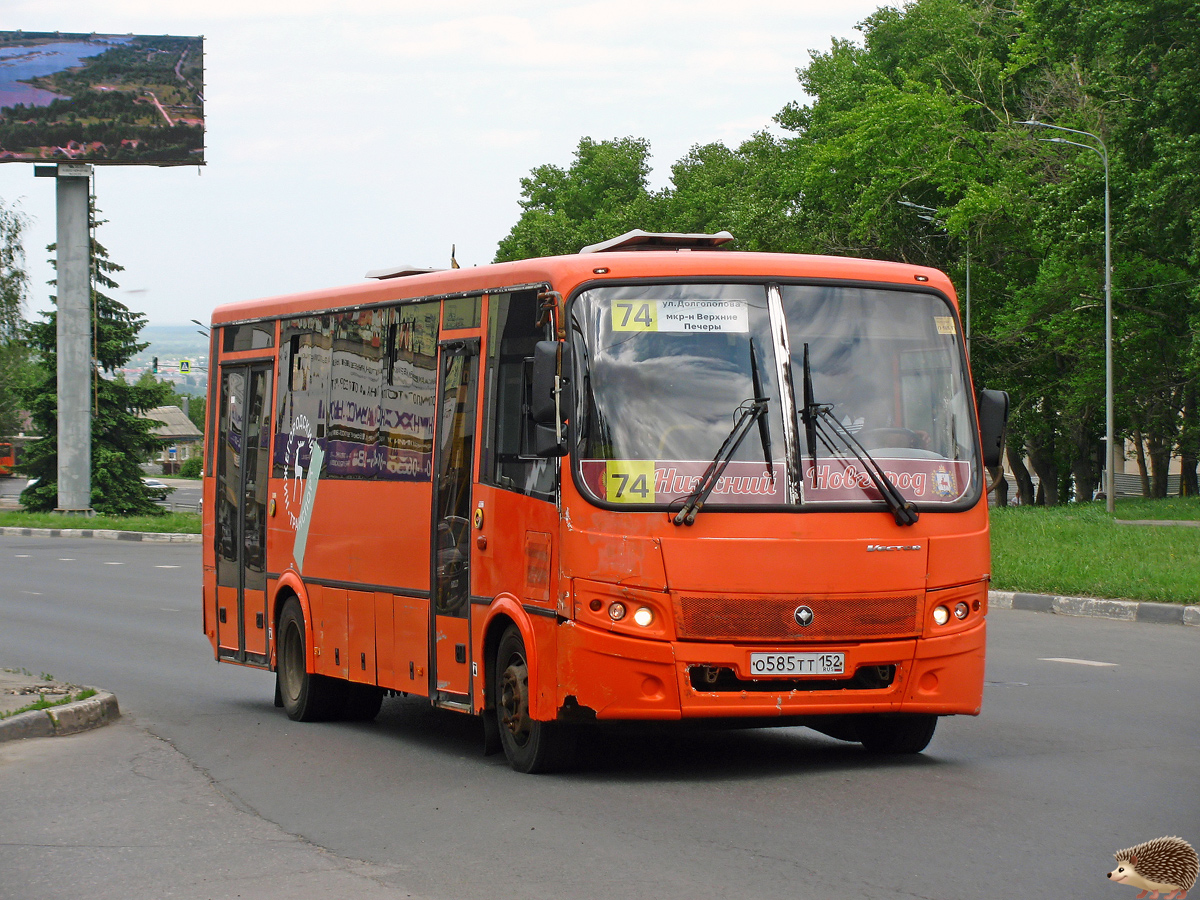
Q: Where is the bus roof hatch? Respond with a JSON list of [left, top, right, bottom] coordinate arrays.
[[579, 229, 735, 254]]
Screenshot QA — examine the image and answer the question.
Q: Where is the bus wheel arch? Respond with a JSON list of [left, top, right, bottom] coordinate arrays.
[[491, 621, 575, 773], [275, 594, 339, 722]]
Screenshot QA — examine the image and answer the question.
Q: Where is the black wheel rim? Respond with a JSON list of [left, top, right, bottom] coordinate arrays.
[[280, 620, 304, 703], [498, 651, 531, 749]]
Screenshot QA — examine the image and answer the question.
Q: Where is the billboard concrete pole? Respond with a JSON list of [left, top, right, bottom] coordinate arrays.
[[55, 163, 93, 514]]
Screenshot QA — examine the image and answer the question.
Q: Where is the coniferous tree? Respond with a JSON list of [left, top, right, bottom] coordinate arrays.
[[0, 199, 33, 441], [20, 202, 171, 514]]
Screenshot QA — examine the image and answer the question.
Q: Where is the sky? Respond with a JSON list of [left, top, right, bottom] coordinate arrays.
[[1, 0, 884, 326]]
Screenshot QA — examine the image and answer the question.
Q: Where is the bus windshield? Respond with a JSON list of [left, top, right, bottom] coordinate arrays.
[[572, 282, 978, 510]]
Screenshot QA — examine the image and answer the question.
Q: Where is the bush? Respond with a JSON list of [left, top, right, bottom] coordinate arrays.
[[179, 457, 203, 478]]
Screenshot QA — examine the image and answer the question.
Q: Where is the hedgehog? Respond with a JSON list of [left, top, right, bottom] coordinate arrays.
[[1108, 836, 1198, 900]]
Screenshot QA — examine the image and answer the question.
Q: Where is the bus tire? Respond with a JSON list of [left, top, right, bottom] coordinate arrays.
[[494, 625, 574, 773], [277, 597, 339, 722], [857, 713, 938, 754]]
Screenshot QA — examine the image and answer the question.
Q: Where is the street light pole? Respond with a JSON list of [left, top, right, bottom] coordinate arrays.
[[1019, 120, 1114, 513]]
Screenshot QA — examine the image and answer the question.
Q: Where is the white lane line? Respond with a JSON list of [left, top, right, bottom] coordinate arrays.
[[21, 591, 42, 595], [1039, 657, 1118, 667], [14, 554, 30, 558], [154, 565, 181, 569], [103, 561, 124, 566], [160, 608, 180, 612], [58, 558, 74, 561]]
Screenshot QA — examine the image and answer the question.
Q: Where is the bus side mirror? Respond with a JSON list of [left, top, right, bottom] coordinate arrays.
[[531, 341, 574, 457], [978, 389, 1010, 469]]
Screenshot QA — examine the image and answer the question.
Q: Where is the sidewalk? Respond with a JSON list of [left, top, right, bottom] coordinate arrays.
[[0, 718, 420, 900], [0, 669, 120, 742]]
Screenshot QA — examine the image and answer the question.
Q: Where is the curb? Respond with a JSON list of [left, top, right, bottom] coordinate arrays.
[[0, 690, 121, 743], [0, 526, 200, 543], [989, 590, 1200, 627]]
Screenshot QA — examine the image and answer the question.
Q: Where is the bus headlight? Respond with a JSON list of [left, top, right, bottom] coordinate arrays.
[[954, 601, 970, 620], [608, 601, 627, 621], [633, 607, 654, 627], [933, 605, 950, 626]]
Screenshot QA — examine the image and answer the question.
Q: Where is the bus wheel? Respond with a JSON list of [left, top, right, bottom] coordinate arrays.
[[857, 713, 938, 754], [277, 597, 338, 722], [494, 625, 574, 773]]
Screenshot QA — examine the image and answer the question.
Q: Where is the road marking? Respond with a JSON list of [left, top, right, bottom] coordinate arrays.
[[14, 554, 30, 558], [103, 561, 124, 566], [154, 565, 181, 569], [21, 591, 42, 595], [160, 608, 180, 612], [1039, 657, 1118, 667], [58, 558, 74, 561]]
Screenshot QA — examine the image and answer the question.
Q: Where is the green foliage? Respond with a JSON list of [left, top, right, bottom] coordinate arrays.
[[0, 509, 200, 533], [0, 198, 33, 440], [179, 456, 202, 478], [495, 0, 1200, 503], [19, 203, 170, 515], [495, 137, 665, 261]]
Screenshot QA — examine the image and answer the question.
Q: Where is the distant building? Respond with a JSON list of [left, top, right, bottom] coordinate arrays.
[[141, 405, 203, 473]]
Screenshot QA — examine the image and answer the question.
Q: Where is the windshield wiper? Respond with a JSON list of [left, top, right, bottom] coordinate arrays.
[[673, 343, 771, 526], [749, 338, 775, 486], [798, 342, 918, 527]]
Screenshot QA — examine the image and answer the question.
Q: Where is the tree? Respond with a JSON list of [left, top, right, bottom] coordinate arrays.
[[20, 203, 171, 515], [0, 198, 33, 441], [495, 137, 664, 261]]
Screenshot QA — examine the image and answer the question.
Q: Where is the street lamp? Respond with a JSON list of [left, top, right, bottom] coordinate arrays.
[[898, 199, 971, 355], [1018, 120, 1114, 513]]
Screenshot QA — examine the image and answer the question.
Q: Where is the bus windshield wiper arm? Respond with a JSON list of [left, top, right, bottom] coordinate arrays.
[[673, 393, 769, 527], [749, 338, 775, 485], [798, 343, 917, 527], [812, 410, 919, 526]]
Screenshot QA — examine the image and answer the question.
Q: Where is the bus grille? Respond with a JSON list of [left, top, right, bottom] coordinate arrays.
[[673, 592, 921, 642]]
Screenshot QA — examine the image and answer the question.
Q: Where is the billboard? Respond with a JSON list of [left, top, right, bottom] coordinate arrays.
[[0, 32, 204, 166]]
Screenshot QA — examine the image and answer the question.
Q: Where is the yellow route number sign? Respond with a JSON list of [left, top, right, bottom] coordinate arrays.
[[604, 460, 655, 504], [612, 301, 658, 332]]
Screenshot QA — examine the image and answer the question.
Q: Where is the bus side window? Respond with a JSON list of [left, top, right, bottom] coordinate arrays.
[[483, 291, 556, 500]]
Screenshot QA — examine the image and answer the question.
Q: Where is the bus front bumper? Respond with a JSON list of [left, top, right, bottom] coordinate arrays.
[[555, 618, 986, 721]]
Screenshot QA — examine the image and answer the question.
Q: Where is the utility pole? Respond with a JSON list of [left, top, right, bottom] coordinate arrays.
[[54, 163, 93, 514]]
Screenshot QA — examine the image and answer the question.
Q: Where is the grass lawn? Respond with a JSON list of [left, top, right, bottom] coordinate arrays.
[[990, 498, 1200, 604], [0, 510, 200, 534]]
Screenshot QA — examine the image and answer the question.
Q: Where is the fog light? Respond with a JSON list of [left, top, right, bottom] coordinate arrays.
[[633, 606, 653, 627], [954, 602, 969, 620], [608, 601, 627, 621], [933, 605, 950, 626]]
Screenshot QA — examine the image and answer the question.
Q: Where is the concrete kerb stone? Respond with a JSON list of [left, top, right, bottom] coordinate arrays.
[[989, 590, 1199, 626], [0, 690, 120, 743], [0, 526, 199, 543]]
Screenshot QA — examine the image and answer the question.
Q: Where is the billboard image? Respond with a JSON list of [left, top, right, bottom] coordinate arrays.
[[0, 32, 204, 165]]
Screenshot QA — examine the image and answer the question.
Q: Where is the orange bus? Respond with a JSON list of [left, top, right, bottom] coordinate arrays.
[[202, 230, 1008, 772], [0, 442, 15, 477]]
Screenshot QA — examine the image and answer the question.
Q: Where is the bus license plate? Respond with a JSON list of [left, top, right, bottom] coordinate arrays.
[[749, 652, 845, 677]]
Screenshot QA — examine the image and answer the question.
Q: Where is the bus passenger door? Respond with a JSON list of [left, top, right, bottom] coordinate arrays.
[[430, 339, 479, 706], [214, 363, 273, 666]]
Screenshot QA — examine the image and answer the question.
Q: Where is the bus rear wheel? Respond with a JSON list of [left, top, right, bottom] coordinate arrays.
[[277, 597, 339, 722], [857, 713, 938, 754], [494, 625, 574, 773]]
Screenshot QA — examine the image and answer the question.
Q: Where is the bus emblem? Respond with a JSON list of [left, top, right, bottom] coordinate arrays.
[[794, 606, 815, 627]]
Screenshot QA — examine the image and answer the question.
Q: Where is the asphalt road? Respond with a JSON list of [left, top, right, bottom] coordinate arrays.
[[1, 535, 1197, 900]]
